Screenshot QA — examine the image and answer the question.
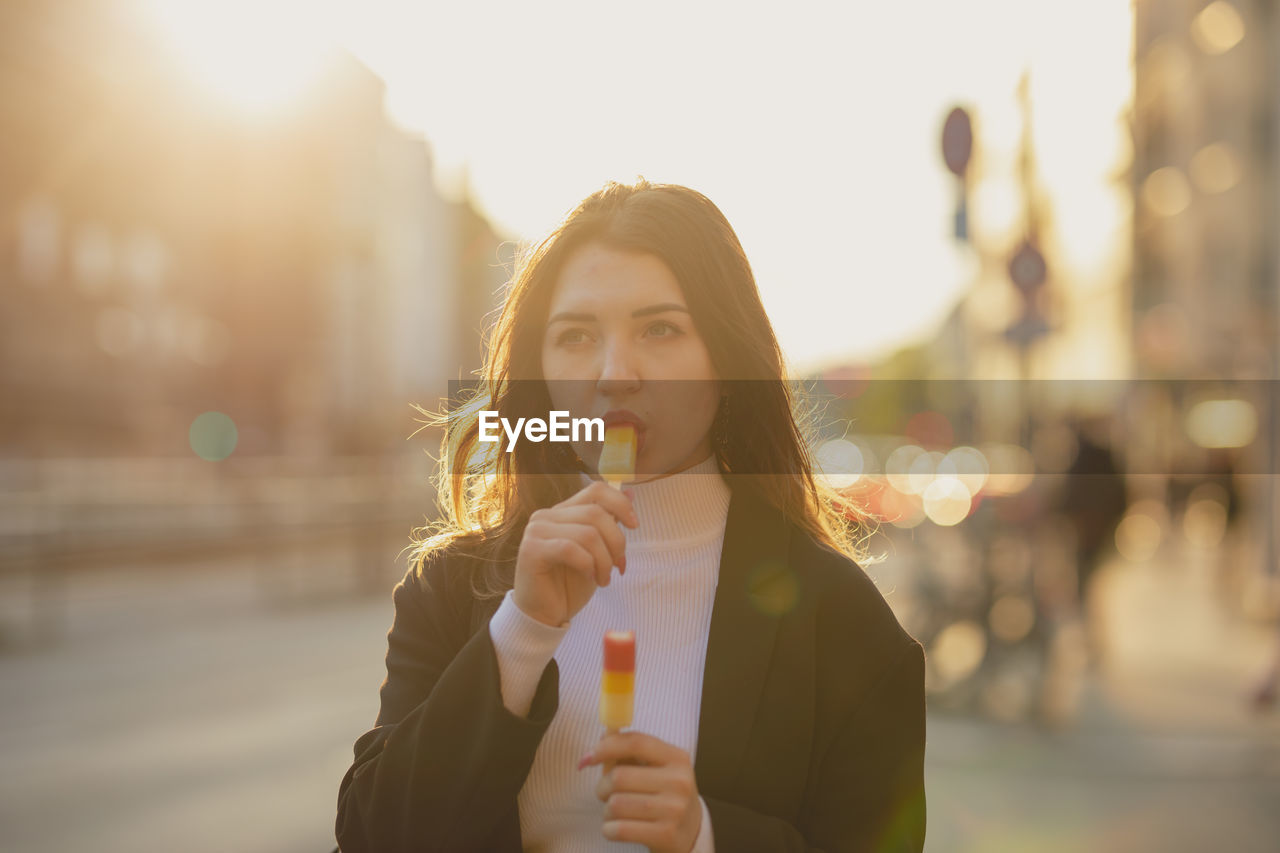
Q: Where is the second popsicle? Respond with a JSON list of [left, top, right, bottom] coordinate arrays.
[[599, 629, 635, 732]]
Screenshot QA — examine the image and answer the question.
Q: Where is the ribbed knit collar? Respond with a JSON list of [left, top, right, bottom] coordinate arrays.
[[578, 453, 731, 549]]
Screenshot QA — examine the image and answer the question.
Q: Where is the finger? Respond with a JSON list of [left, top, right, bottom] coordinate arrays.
[[527, 534, 596, 584], [603, 792, 682, 823], [588, 731, 688, 769], [562, 480, 638, 529], [595, 764, 681, 801], [602, 819, 677, 849], [544, 504, 628, 572], [532, 521, 615, 586]]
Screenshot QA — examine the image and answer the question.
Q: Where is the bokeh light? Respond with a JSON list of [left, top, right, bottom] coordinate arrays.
[[189, 411, 238, 461], [1185, 398, 1257, 449], [1141, 167, 1191, 217], [938, 446, 989, 496], [930, 620, 987, 687], [813, 439, 864, 489], [1184, 485, 1229, 549], [981, 443, 1035, 495], [885, 445, 926, 495], [1115, 500, 1166, 562], [923, 477, 972, 526], [880, 486, 926, 529], [1141, 36, 1191, 97], [855, 442, 880, 480], [1189, 142, 1242, 194], [1191, 1, 1246, 56], [907, 450, 946, 496], [989, 595, 1036, 644]]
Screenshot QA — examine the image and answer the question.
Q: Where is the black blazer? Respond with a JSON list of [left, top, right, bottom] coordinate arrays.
[[335, 486, 927, 852]]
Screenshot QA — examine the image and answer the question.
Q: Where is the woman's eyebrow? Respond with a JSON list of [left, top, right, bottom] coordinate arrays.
[[632, 302, 690, 318], [546, 303, 690, 326]]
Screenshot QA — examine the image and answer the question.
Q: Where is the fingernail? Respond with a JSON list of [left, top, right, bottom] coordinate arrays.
[[603, 821, 620, 839], [576, 752, 593, 771]]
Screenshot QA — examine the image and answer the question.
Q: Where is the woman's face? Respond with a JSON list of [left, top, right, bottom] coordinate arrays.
[[540, 242, 721, 482]]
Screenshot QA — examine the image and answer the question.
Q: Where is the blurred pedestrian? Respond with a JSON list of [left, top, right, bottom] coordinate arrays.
[[1250, 626, 1280, 713], [1059, 416, 1127, 667]]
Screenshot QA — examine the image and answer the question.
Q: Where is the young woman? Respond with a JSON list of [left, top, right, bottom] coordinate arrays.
[[335, 180, 926, 852]]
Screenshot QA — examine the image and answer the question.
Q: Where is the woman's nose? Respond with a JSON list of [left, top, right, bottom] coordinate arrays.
[[596, 339, 641, 393]]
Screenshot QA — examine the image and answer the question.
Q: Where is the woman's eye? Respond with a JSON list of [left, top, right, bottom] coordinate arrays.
[[645, 321, 683, 338], [556, 329, 590, 346], [555, 322, 680, 346]]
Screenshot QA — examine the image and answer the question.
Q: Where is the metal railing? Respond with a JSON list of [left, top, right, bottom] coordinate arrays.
[[0, 455, 437, 641]]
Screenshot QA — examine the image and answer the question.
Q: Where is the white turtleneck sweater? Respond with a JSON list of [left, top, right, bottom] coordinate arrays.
[[487, 452, 729, 852]]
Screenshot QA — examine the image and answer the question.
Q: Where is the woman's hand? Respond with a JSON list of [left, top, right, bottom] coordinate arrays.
[[513, 481, 638, 627], [580, 731, 704, 853]]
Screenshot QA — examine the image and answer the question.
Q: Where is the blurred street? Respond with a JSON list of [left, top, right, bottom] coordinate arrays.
[[2, 540, 1277, 853], [0, 551, 401, 853], [926, 539, 1280, 853]]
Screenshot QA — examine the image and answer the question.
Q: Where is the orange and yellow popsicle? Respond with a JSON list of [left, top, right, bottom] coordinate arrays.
[[598, 424, 637, 489], [599, 629, 635, 731]]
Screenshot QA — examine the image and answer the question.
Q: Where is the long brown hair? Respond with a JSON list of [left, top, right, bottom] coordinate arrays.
[[408, 178, 869, 599]]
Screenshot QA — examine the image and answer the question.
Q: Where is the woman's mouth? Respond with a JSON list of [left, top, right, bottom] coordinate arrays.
[[601, 410, 647, 454]]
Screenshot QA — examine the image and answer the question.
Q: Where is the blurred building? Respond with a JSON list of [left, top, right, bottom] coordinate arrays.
[[0, 0, 507, 459], [1132, 0, 1279, 582], [1132, 0, 1276, 380]]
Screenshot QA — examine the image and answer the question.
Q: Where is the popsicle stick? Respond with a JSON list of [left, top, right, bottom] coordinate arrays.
[[602, 724, 620, 775]]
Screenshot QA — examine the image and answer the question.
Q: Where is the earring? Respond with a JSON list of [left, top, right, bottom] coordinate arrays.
[[557, 441, 583, 469], [714, 394, 731, 455]]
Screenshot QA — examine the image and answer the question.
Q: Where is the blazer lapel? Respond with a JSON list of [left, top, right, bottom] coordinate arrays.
[[694, 485, 792, 799]]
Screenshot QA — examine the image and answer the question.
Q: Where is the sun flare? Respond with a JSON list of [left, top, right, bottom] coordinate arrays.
[[139, 0, 340, 115]]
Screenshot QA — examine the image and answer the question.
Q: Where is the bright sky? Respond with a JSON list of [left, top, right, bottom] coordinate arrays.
[[139, 0, 1129, 375]]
